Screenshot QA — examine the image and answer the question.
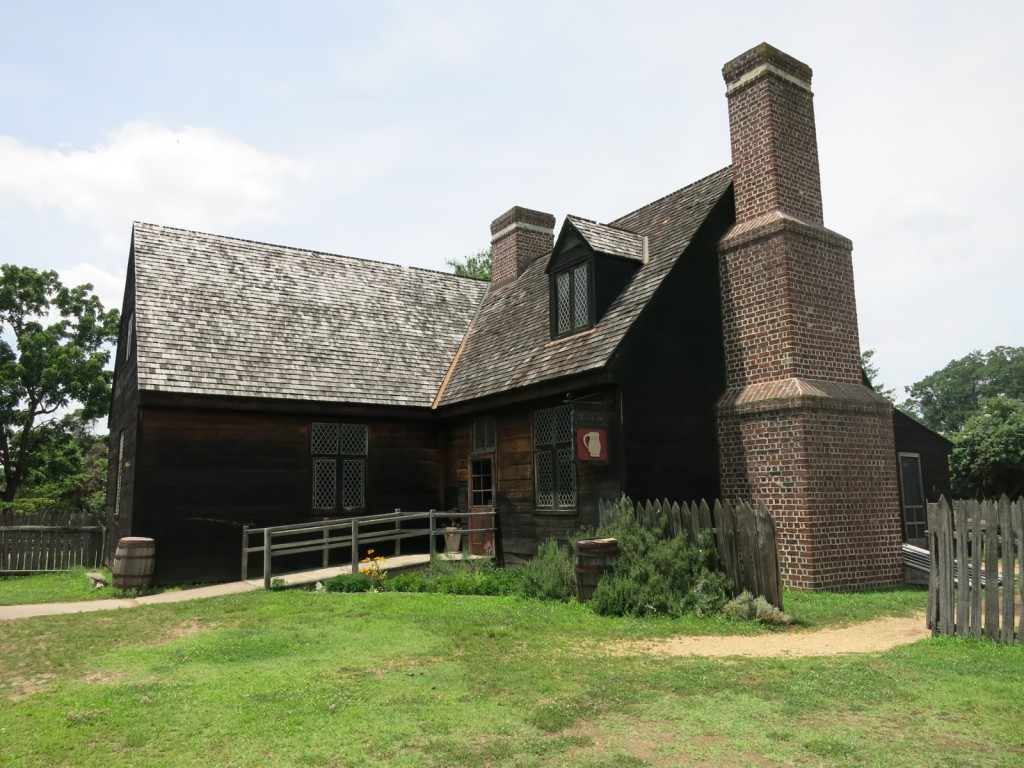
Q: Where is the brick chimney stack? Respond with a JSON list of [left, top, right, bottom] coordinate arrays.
[[716, 43, 903, 591], [490, 206, 556, 289]]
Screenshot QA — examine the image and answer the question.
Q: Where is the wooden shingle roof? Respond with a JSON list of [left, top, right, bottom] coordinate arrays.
[[565, 216, 645, 262], [131, 223, 489, 407], [437, 167, 733, 406]]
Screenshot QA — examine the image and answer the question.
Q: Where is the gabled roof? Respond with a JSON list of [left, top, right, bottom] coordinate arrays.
[[563, 216, 645, 263], [131, 223, 489, 408], [437, 167, 733, 406]]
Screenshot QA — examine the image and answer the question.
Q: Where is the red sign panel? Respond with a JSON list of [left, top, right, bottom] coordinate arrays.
[[576, 426, 608, 462]]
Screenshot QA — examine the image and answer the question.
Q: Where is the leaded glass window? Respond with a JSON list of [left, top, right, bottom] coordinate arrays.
[[556, 271, 571, 334], [313, 458, 337, 509], [311, 422, 367, 511], [472, 416, 495, 453], [573, 264, 588, 328], [553, 262, 591, 337], [342, 459, 365, 509], [533, 404, 575, 510]]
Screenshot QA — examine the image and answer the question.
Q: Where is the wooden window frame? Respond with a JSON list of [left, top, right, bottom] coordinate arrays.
[[550, 260, 592, 338], [311, 422, 368, 513], [533, 404, 576, 511]]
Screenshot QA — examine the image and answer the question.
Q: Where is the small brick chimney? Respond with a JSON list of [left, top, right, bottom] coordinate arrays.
[[490, 206, 555, 288], [716, 43, 903, 591]]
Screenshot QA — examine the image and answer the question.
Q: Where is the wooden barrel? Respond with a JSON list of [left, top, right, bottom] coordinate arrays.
[[574, 538, 618, 601], [112, 537, 155, 590]]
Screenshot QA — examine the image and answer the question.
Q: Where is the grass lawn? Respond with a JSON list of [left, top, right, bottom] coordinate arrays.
[[2, 586, 1022, 767], [0, 567, 116, 605]]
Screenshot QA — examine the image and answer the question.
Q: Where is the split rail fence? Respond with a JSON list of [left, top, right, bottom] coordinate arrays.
[[0, 512, 107, 573], [598, 497, 782, 609], [242, 509, 496, 590], [927, 495, 1022, 645]]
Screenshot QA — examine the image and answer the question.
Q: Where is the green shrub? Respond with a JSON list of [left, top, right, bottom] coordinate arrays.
[[722, 590, 792, 625], [588, 501, 730, 618], [519, 538, 575, 602], [323, 573, 376, 593]]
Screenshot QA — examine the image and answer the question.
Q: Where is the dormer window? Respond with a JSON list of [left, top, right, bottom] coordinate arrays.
[[548, 216, 645, 341], [555, 262, 590, 335]]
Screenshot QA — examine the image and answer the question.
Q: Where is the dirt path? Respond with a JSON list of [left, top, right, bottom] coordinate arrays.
[[608, 612, 930, 658]]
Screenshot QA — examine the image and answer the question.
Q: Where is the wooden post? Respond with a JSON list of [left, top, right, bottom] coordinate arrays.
[[263, 529, 272, 591], [429, 510, 437, 557], [322, 521, 329, 569], [350, 519, 359, 574], [241, 525, 249, 581], [394, 509, 402, 557]]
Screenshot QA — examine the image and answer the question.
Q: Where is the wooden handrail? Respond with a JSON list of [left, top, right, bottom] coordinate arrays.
[[242, 509, 497, 589]]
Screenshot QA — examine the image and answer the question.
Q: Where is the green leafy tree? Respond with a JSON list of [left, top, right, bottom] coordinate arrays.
[[13, 414, 109, 515], [861, 349, 897, 404], [445, 247, 491, 281], [903, 346, 1024, 434], [949, 396, 1024, 500], [0, 265, 119, 505]]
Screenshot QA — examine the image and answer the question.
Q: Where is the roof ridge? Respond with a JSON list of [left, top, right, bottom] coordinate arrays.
[[567, 215, 641, 235], [131, 221, 485, 283], [608, 166, 732, 225]]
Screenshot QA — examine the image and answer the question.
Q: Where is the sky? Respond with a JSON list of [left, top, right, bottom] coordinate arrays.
[[1, 0, 1021, 407]]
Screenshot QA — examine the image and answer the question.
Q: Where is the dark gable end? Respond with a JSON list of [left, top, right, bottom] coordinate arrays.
[[131, 222, 489, 408], [437, 167, 733, 407]]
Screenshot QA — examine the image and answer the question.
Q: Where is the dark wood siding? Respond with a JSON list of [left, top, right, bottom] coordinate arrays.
[[105, 251, 141, 561], [893, 409, 952, 502], [443, 393, 622, 566], [130, 406, 442, 584], [610, 189, 733, 504]]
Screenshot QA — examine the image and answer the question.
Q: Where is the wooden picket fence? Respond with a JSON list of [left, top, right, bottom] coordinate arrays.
[[598, 497, 783, 609], [927, 496, 1022, 644], [0, 511, 107, 573]]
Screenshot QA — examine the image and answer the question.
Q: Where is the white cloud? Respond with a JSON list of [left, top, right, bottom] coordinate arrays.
[[0, 123, 311, 249], [57, 262, 125, 317]]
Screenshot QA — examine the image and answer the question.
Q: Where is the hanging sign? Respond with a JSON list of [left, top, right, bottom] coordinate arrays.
[[574, 410, 610, 464]]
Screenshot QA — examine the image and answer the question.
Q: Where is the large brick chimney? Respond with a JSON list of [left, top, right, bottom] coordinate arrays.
[[716, 43, 903, 590], [490, 206, 555, 289]]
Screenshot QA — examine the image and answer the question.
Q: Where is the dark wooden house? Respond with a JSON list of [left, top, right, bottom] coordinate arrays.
[[107, 43, 950, 587]]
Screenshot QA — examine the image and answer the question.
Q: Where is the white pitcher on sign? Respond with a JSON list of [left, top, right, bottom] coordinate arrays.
[[582, 431, 602, 458]]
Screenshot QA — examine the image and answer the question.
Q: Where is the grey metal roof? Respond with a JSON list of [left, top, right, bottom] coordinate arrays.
[[566, 216, 645, 262], [437, 167, 733, 405], [131, 223, 489, 407]]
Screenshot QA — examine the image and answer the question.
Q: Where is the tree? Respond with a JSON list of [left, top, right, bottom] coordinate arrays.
[[860, 349, 897, 404], [0, 265, 120, 505], [445, 247, 491, 281], [949, 396, 1024, 499], [12, 413, 108, 515], [903, 346, 1024, 434]]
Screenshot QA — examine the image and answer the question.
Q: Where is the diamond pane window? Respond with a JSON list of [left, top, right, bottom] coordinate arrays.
[[556, 271, 571, 334], [313, 458, 337, 509], [472, 416, 495, 453], [312, 423, 339, 455], [341, 459, 365, 509], [573, 264, 588, 328], [557, 448, 576, 507], [311, 422, 366, 511], [341, 424, 367, 456], [534, 408, 554, 448], [533, 404, 575, 510], [535, 451, 554, 507]]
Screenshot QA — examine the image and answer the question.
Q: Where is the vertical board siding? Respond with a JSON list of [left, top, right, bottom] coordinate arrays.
[[927, 496, 1022, 645], [0, 512, 106, 572], [599, 496, 783, 609]]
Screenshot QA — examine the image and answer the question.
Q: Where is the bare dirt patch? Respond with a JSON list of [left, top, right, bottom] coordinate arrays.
[[606, 612, 930, 658]]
